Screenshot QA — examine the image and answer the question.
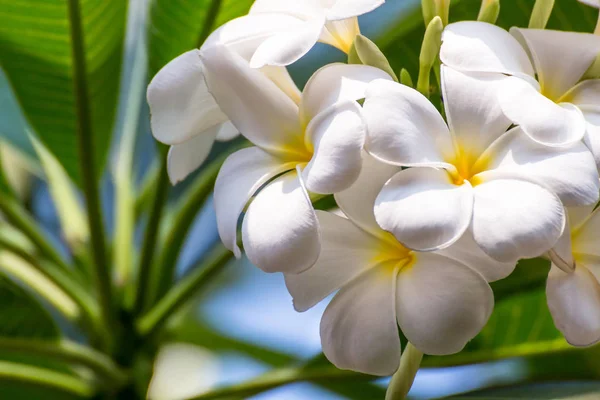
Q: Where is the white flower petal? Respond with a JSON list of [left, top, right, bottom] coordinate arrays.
[[375, 168, 473, 252], [484, 127, 600, 207], [214, 147, 294, 258], [562, 79, 600, 109], [320, 18, 360, 52], [437, 229, 516, 282], [285, 211, 386, 312], [147, 50, 227, 145], [547, 264, 600, 347], [582, 108, 600, 169], [301, 63, 392, 121], [320, 262, 400, 376], [302, 101, 366, 194], [201, 45, 306, 158], [498, 77, 587, 146], [579, 0, 600, 7], [551, 215, 575, 271], [249, 0, 324, 19], [441, 67, 511, 154], [363, 80, 454, 167], [567, 205, 597, 233], [260, 66, 302, 104], [573, 208, 600, 258], [250, 18, 326, 68], [215, 121, 239, 142], [335, 152, 400, 236], [325, 0, 385, 20], [167, 126, 219, 185], [242, 171, 320, 273], [396, 253, 493, 355], [471, 178, 565, 262], [510, 28, 600, 101], [440, 22, 534, 78]]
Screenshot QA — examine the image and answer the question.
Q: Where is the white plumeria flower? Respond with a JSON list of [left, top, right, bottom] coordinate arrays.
[[203, 45, 392, 274], [147, 15, 306, 183], [440, 21, 600, 147], [547, 205, 600, 347], [579, 0, 600, 6], [285, 154, 510, 376], [248, 0, 385, 68], [362, 66, 600, 262]]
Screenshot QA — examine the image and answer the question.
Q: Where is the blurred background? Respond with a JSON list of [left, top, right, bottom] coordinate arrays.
[[1, 0, 600, 398]]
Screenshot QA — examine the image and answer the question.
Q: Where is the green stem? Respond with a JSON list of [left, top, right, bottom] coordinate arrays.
[[0, 338, 127, 387], [386, 343, 423, 400], [134, 160, 159, 220], [67, 0, 114, 343], [0, 361, 96, 397], [150, 143, 248, 303], [134, 152, 170, 314], [137, 244, 233, 337], [189, 365, 376, 400], [0, 197, 71, 271]]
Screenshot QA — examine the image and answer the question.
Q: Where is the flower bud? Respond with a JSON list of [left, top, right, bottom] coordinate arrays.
[[348, 35, 398, 81], [478, 0, 500, 24], [417, 16, 443, 97], [529, 0, 555, 29], [400, 68, 414, 88]]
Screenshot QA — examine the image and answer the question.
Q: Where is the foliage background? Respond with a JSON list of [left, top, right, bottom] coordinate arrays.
[[0, 0, 599, 398]]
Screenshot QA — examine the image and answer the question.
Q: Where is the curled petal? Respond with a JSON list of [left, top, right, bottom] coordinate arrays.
[[147, 50, 227, 145], [242, 171, 320, 274], [321, 262, 401, 376], [375, 167, 473, 252], [167, 126, 219, 185], [364, 80, 454, 167], [320, 18, 360, 52], [396, 253, 493, 355], [335, 152, 400, 237], [573, 208, 600, 258], [201, 46, 306, 158], [498, 77, 586, 147], [285, 211, 386, 312], [214, 147, 294, 258], [510, 28, 600, 101], [302, 101, 366, 194], [301, 63, 392, 121], [440, 21, 534, 78], [562, 79, 600, 109], [471, 178, 565, 262], [547, 264, 600, 347]]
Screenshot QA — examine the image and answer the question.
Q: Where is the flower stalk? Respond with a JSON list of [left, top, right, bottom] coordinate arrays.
[[385, 343, 423, 400]]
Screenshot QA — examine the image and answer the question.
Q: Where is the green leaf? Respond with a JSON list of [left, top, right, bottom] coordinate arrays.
[[148, 0, 254, 76], [0, 272, 59, 339], [0, 0, 127, 184]]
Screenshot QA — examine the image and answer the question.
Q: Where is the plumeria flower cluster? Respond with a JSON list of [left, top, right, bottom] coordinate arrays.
[[148, 0, 600, 380]]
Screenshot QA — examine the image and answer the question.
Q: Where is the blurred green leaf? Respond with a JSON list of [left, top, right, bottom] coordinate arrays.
[[0, 274, 59, 339], [148, 0, 255, 76], [0, 0, 127, 184]]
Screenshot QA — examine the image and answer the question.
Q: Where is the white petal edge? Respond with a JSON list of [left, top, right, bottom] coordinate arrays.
[[325, 0, 385, 20], [320, 262, 401, 376], [167, 126, 219, 185], [562, 79, 600, 109], [242, 170, 320, 274], [214, 121, 239, 142], [582, 107, 600, 170], [396, 252, 493, 355], [375, 167, 473, 252], [214, 147, 294, 258]]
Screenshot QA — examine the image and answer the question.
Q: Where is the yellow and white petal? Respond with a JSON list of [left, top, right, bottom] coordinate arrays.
[[250, 18, 326, 68], [471, 178, 565, 262], [242, 171, 320, 274], [440, 22, 534, 78], [147, 50, 227, 145], [320, 262, 401, 376], [483, 127, 600, 207], [215, 147, 294, 258], [363, 80, 454, 167], [302, 101, 365, 194], [582, 108, 600, 169], [441, 66, 512, 155], [562, 80, 600, 109], [201, 46, 305, 158], [547, 264, 600, 347], [375, 168, 473, 252], [166, 126, 219, 185], [436, 230, 516, 282], [498, 77, 587, 147], [214, 121, 239, 142], [260, 66, 302, 104], [567, 205, 597, 234], [301, 63, 392, 122], [320, 18, 359, 52], [285, 211, 388, 312], [510, 28, 600, 101], [396, 253, 493, 355], [325, 0, 385, 20], [573, 208, 600, 258]]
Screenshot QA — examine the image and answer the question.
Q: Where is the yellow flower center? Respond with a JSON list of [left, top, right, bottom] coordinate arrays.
[[371, 231, 416, 273], [444, 142, 492, 187]]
